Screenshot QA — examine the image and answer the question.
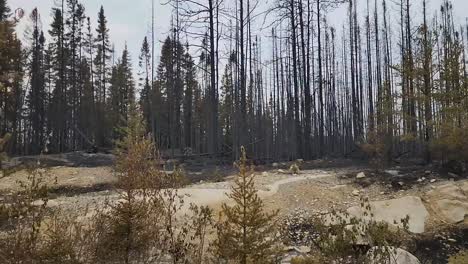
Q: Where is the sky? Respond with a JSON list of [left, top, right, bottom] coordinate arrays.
[[7, 0, 468, 72], [9, 0, 173, 67]]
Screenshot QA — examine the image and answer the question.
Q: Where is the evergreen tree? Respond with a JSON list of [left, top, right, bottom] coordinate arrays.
[[0, 0, 11, 22], [0, 0, 22, 153], [47, 8, 67, 153], [94, 6, 111, 147], [109, 46, 136, 142], [183, 45, 197, 149], [27, 8, 47, 154], [138, 37, 153, 136], [213, 146, 279, 263]]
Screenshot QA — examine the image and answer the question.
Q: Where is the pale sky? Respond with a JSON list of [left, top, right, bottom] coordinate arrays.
[[7, 0, 468, 72]]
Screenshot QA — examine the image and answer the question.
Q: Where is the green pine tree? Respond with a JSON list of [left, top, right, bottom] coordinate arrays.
[[213, 146, 279, 264]]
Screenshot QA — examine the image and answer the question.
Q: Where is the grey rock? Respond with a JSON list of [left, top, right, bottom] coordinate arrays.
[[347, 196, 429, 233], [385, 170, 399, 176], [367, 247, 421, 264], [356, 172, 366, 179]]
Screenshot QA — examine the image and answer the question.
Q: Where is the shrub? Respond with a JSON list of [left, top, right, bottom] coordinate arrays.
[[91, 112, 212, 263], [289, 163, 300, 175], [283, 197, 410, 263], [0, 164, 53, 263], [431, 122, 468, 173]]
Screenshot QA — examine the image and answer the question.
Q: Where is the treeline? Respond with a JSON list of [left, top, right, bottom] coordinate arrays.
[[1, 0, 468, 164]]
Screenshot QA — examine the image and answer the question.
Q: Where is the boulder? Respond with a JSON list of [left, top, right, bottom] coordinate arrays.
[[367, 247, 420, 264], [434, 199, 468, 224], [356, 172, 366, 179], [347, 196, 429, 233], [426, 181, 468, 223], [426, 183, 466, 200]]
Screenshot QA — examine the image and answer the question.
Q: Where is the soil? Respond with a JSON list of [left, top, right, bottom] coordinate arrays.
[[1, 153, 467, 263]]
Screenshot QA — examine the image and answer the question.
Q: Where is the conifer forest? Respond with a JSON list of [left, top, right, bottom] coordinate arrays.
[[0, 0, 467, 164]]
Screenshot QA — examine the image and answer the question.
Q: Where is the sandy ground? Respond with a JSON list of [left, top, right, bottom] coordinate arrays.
[[0, 166, 115, 193], [0, 163, 463, 230]]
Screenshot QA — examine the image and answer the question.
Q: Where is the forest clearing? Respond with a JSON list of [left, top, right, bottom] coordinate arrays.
[[1, 151, 467, 263], [1, 0, 468, 262]]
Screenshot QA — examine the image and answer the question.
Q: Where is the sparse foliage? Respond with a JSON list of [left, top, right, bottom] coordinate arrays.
[[213, 146, 280, 263]]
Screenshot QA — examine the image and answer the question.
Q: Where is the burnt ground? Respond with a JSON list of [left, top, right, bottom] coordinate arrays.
[[341, 164, 468, 191], [412, 226, 468, 264]]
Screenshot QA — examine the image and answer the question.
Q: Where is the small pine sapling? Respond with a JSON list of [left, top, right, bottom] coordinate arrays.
[[213, 146, 280, 264]]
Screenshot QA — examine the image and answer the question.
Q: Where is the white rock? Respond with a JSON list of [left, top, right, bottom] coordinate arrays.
[[352, 190, 360, 196], [294, 246, 311, 254], [367, 247, 421, 264], [385, 170, 399, 176], [347, 196, 429, 233], [272, 163, 279, 167], [430, 179, 436, 183], [356, 172, 366, 179], [262, 171, 269, 176]]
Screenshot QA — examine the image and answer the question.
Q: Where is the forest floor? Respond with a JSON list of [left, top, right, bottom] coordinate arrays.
[[1, 152, 467, 263]]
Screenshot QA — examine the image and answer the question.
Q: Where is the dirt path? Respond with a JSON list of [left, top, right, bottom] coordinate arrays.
[[40, 170, 335, 216], [178, 171, 334, 212]]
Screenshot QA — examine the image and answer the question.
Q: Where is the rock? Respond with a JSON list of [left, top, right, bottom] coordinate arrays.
[[430, 179, 436, 183], [294, 246, 311, 254], [385, 170, 399, 176], [32, 199, 59, 207], [434, 199, 468, 224], [425, 170, 431, 175], [448, 172, 459, 178], [347, 196, 429, 233], [427, 182, 467, 200], [296, 159, 304, 163], [352, 189, 360, 196], [278, 169, 286, 174], [272, 163, 279, 167], [461, 181, 468, 193], [262, 171, 269, 176], [367, 247, 421, 264], [427, 181, 468, 224], [356, 172, 366, 179]]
